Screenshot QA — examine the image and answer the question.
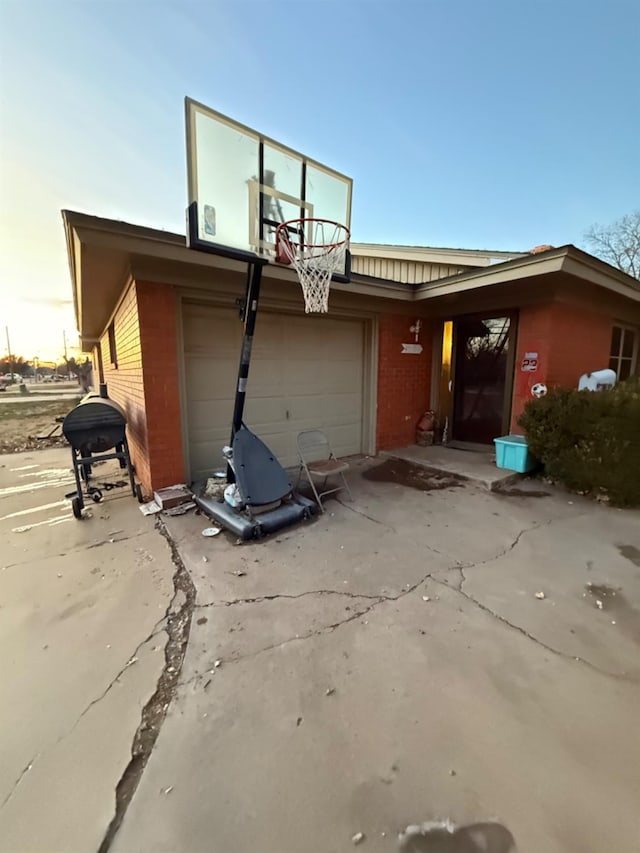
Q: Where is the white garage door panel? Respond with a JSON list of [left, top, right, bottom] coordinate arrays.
[[187, 359, 236, 400], [183, 304, 365, 481]]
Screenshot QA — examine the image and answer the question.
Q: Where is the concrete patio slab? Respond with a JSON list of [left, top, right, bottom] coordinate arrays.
[[380, 444, 519, 490]]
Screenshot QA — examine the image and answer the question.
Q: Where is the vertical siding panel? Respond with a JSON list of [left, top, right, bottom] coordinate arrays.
[[350, 253, 475, 284]]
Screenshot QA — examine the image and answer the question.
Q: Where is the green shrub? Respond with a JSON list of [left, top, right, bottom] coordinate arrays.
[[518, 377, 640, 506]]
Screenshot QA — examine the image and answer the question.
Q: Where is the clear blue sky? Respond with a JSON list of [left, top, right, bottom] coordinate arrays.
[[1, 0, 639, 359]]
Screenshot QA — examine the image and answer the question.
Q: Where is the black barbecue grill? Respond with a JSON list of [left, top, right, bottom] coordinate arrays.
[[62, 387, 143, 517]]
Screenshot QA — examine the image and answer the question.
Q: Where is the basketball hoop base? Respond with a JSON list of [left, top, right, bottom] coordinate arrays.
[[276, 218, 350, 313]]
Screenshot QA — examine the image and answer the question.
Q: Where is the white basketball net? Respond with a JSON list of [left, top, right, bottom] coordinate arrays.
[[276, 220, 349, 313]]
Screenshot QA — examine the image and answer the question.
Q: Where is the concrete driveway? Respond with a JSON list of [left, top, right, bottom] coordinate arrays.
[[1, 451, 639, 852], [108, 458, 639, 853], [0, 449, 178, 852]]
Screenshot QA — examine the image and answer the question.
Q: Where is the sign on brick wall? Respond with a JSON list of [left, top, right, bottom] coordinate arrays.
[[520, 351, 539, 372]]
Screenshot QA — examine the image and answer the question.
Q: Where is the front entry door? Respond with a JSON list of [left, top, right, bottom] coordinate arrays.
[[452, 315, 513, 444]]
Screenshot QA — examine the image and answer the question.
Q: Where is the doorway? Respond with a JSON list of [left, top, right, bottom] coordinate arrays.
[[450, 314, 515, 444]]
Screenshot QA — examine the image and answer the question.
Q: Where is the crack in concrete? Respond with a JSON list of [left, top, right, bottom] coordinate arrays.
[[334, 497, 397, 531], [197, 588, 393, 608], [333, 499, 442, 557], [70, 617, 168, 728], [192, 511, 634, 686], [471, 519, 552, 569], [334, 498, 446, 560], [440, 564, 466, 591], [96, 518, 196, 853], [207, 599, 383, 670], [443, 520, 555, 586], [184, 570, 438, 686], [436, 516, 588, 592], [0, 616, 169, 814], [2, 530, 150, 570], [85, 532, 149, 551], [431, 578, 637, 683], [1, 755, 38, 810], [426, 516, 637, 682], [187, 514, 603, 688]]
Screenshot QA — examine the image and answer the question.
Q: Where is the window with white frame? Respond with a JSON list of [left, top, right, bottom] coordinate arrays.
[[609, 325, 638, 381]]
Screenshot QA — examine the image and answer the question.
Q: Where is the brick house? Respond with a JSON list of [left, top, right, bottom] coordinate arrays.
[[62, 211, 640, 494]]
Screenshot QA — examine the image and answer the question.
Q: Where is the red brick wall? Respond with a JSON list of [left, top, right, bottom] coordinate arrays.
[[377, 314, 433, 449], [100, 283, 151, 488], [511, 301, 613, 431], [136, 281, 186, 490], [99, 280, 185, 495], [546, 302, 613, 386]]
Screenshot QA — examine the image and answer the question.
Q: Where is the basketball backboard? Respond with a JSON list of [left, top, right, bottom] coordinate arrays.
[[185, 98, 353, 278]]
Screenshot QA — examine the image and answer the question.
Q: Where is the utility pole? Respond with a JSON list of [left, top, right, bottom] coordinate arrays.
[[63, 330, 68, 371], [5, 326, 14, 379]]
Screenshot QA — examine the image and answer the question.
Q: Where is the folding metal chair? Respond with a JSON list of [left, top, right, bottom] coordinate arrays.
[[296, 429, 352, 512]]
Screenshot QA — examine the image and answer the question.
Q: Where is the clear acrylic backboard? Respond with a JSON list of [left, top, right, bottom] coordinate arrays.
[[185, 98, 353, 278]]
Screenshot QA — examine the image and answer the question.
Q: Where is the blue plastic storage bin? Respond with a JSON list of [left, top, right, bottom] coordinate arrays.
[[493, 434, 537, 473]]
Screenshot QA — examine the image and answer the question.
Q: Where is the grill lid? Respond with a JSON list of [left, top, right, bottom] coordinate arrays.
[[62, 396, 126, 437]]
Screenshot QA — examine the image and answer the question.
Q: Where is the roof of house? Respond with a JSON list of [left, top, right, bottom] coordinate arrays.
[[411, 243, 640, 299], [350, 242, 525, 267], [62, 211, 640, 349]]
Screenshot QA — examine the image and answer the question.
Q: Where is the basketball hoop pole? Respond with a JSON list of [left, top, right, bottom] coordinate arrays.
[[227, 258, 267, 483]]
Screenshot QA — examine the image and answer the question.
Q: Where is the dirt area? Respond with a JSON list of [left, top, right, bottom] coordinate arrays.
[[0, 399, 77, 453]]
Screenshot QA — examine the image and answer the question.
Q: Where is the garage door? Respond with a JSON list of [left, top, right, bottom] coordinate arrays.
[[183, 303, 365, 481]]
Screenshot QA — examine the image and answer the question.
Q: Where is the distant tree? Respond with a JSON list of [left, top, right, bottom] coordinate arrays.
[[584, 210, 640, 280], [0, 355, 29, 376]]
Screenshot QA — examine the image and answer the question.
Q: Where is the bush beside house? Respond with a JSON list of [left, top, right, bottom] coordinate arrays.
[[518, 379, 640, 506]]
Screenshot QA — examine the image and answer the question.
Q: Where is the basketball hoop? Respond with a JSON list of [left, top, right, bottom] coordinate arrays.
[[275, 218, 350, 313]]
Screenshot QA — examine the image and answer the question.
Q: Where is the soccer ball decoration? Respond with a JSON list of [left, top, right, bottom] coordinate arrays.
[[531, 382, 548, 398]]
